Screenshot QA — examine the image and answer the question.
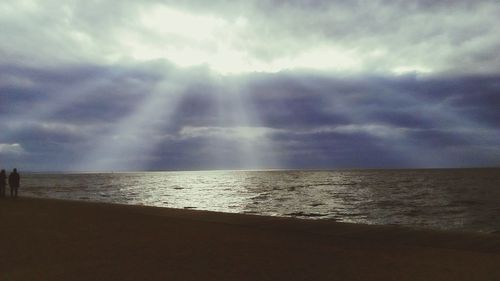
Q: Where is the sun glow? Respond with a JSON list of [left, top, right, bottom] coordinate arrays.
[[393, 65, 432, 75], [140, 5, 226, 41], [115, 5, 363, 74], [118, 5, 248, 74]]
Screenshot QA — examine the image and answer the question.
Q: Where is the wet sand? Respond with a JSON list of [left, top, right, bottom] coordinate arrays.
[[1, 197, 499, 281]]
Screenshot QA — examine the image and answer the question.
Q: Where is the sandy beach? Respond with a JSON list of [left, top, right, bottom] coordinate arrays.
[[1, 198, 499, 281]]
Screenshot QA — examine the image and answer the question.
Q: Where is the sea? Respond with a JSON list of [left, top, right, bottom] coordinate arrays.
[[20, 168, 500, 234]]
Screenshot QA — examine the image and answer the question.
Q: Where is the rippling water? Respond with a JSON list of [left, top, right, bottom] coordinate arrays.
[[20, 168, 500, 233]]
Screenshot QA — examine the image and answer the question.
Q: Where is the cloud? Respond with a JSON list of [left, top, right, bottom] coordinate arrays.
[[1, 1, 499, 170], [1, 0, 499, 74], [9, 61, 500, 170], [0, 143, 25, 155]]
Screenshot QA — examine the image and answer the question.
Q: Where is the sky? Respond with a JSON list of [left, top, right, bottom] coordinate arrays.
[[0, 0, 499, 171]]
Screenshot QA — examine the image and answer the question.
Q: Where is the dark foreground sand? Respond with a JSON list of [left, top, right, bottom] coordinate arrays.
[[1, 198, 500, 281]]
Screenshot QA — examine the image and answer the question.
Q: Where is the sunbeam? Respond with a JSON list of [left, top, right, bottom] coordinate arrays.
[[2, 0, 499, 171], [73, 80, 184, 172], [0, 65, 161, 142], [212, 79, 281, 170]]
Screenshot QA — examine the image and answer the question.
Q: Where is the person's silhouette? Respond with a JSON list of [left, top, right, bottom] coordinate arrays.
[[0, 169, 6, 197], [8, 168, 20, 198]]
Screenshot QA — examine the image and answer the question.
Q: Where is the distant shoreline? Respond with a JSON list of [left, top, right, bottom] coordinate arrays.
[[21, 166, 500, 174]]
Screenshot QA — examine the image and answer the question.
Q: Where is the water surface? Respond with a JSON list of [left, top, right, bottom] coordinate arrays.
[[21, 168, 500, 233]]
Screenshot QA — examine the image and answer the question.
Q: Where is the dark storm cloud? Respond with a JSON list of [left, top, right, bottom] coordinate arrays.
[[363, 110, 432, 129], [243, 72, 500, 168], [1, 62, 500, 169], [0, 62, 169, 122], [240, 74, 350, 129], [1, 59, 499, 170]]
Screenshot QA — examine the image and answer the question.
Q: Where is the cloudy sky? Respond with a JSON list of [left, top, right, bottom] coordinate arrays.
[[1, 0, 499, 171]]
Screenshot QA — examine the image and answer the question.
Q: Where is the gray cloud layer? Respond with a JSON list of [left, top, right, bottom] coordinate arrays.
[[1, 62, 499, 171], [2, 0, 500, 73], [1, 1, 499, 171]]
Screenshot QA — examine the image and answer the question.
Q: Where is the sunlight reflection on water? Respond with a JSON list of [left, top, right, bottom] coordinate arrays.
[[22, 169, 500, 233]]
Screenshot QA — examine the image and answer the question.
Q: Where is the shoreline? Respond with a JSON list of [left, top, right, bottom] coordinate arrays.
[[20, 195, 500, 235], [1, 197, 500, 280]]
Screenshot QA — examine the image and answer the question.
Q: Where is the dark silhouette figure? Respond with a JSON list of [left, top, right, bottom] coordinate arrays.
[[0, 169, 6, 197], [8, 168, 20, 198]]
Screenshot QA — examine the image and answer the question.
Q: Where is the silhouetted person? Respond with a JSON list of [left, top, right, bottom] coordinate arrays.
[[0, 169, 6, 197], [8, 168, 20, 198]]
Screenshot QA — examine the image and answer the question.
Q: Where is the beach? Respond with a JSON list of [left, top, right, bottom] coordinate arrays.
[[1, 198, 500, 281]]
